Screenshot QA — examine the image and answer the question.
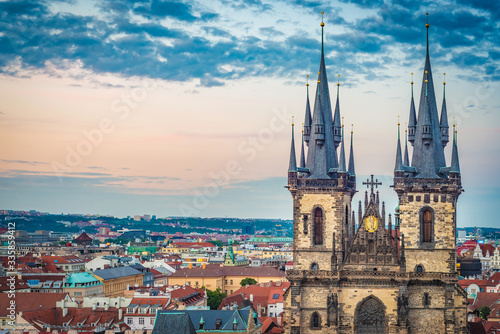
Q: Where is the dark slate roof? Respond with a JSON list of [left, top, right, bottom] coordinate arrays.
[[155, 307, 260, 332], [93, 266, 142, 280], [409, 23, 447, 178], [288, 123, 297, 172], [300, 130, 306, 168], [152, 312, 197, 334], [305, 22, 339, 179], [348, 129, 355, 176]]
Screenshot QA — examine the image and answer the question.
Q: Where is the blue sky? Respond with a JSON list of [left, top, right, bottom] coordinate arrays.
[[0, 0, 499, 227]]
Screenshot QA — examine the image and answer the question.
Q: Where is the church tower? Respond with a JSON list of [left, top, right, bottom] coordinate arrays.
[[283, 13, 467, 334], [392, 13, 467, 333], [285, 12, 357, 334]]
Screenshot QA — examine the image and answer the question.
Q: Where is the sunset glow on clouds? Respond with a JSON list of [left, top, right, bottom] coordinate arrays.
[[0, 0, 499, 226]]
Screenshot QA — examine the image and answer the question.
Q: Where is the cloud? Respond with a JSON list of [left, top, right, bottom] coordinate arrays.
[[2, 159, 48, 165], [0, 0, 497, 86], [133, 0, 219, 22]]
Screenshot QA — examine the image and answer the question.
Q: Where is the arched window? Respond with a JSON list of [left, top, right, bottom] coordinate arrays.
[[421, 208, 433, 243], [355, 296, 386, 334], [311, 312, 320, 329], [311, 263, 319, 270], [416, 265, 423, 273], [314, 208, 323, 245]]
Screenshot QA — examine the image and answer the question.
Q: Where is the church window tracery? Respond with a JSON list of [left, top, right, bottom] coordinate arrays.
[[311, 312, 320, 329]]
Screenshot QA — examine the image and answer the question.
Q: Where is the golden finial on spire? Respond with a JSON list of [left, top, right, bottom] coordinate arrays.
[[426, 12, 429, 28], [425, 70, 428, 74], [292, 116, 294, 126], [398, 115, 400, 126], [443, 73, 446, 85], [425, 79, 428, 83], [302, 122, 304, 133], [411, 73, 413, 84], [321, 12, 324, 27], [351, 124, 353, 133], [342, 116, 344, 127], [306, 74, 309, 87]]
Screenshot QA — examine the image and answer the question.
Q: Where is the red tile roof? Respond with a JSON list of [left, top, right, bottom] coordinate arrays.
[[487, 273, 500, 287], [75, 232, 93, 241], [170, 264, 285, 278], [42, 255, 86, 265], [171, 242, 216, 248], [0, 292, 68, 316], [21, 307, 128, 332], [0, 276, 30, 292], [459, 279, 487, 290], [470, 292, 500, 312]]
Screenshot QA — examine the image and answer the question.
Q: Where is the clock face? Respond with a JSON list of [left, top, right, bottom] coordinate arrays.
[[364, 215, 378, 232]]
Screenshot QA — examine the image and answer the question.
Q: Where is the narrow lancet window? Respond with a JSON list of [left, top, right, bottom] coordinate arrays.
[[314, 208, 323, 245]]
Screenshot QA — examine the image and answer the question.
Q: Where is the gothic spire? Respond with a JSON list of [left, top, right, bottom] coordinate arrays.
[[338, 121, 346, 173], [300, 125, 306, 168], [404, 128, 410, 166], [348, 125, 355, 176], [288, 118, 297, 172], [304, 13, 338, 179], [450, 124, 461, 175], [395, 119, 404, 172], [306, 80, 329, 178], [409, 13, 447, 178], [408, 73, 417, 144], [332, 75, 342, 147], [303, 76, 312, 144], [440, 73, 449, 147]]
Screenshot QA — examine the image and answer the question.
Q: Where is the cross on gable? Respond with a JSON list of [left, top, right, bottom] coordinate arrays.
[[363, 175, 382, 193]]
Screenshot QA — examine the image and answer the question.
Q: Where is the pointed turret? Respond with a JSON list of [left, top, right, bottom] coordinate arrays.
[[404, 128, 410, 166], [303, 76, 312, 144], [409, 13, 447, 178], [395, 120, 404, 172], [351, 210, 356, 235], [306, 80, 329, 178], [358, 200, 363, 228], [338, 121, 346, 173], [440, 74, 449, 147], [408, 74, 417, 144], [288, 118, 297, 172], [450, 124, 461, 176], [300, 125, 306, 168], [304, 13, 339, 179], [348, 125, 356, 176], [332, 75, 342, 146]]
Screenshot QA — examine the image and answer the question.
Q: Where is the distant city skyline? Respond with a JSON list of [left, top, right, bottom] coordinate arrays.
[[0, 1, 499, 227]]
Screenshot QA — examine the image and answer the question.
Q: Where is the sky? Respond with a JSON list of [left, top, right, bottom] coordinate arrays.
[[0, 0, 499, 227]]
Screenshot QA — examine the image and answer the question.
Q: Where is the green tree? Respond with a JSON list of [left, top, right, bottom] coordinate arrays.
[[240, 277, 258, 286], [206, 288, 227, 310], [210, 240, 224, 248], [480, 306, 491, 320]]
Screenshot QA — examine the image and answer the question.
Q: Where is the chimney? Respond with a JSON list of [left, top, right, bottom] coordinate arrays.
[[189, 263, 192, 269], [202, 263, 206, 269], [62, 307, 68, 317], [118, 308, 123, 320], [250, 294, 253, 302]]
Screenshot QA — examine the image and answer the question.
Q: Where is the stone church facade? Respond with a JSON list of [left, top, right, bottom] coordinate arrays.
[[283, 15, 467, 334]]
